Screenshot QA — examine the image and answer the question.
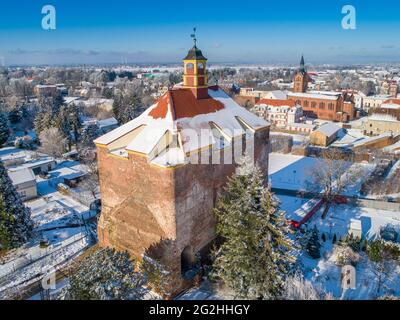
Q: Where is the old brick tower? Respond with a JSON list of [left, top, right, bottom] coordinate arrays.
[[94, 35, 270, 295]]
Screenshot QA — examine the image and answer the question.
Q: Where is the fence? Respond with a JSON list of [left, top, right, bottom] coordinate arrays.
[[0, 233, 90, 297], [48, 178, 95, 208], [348, 198, 400, 212]]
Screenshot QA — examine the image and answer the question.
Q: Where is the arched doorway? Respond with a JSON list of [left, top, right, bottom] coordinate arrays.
[[181, 246, 194, 276]]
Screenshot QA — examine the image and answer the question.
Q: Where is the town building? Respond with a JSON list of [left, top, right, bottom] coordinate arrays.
[[286, 122, 316, 134], [8, 168, 37, 201], [310, 122, 342, 147], [94, 40, 270, 295], [34, 84, 58, 97], [380, 80, 398, 97], [288, 57, 356, 122], [362, 99, 400, 135], [362, 95, 391, 112], [252, 99, 303, 128]]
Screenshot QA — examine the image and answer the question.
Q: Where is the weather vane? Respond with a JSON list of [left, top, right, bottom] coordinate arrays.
[[190, 27, 197, 47]]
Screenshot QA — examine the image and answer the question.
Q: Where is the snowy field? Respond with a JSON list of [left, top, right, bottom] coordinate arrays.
[[268, 153, 375, 195]]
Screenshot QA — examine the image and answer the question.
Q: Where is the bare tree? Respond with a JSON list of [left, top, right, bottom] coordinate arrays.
[[283, 273, 322, 300], [38, 127, 66, 158], [306, 149, 361, 219], [80, 158, 99, 200], [80, 172, 99, 200]]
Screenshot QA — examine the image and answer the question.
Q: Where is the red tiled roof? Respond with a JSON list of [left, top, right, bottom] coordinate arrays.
[[256, 99, 296, 107], [148, 88, 225, 120], [383, 98, 400, 105]]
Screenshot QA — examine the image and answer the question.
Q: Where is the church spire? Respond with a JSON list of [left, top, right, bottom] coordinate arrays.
[[300, 55, 306, 73]]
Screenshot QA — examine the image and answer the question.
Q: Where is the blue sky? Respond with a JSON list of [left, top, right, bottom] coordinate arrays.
[[1, 0, 400, 65]]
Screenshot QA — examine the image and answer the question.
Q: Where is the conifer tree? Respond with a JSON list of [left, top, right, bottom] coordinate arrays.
[[211, 160, 294, 299], [306, 226, 321, 259], [0, 161, 34, 249], [68, 103, 82, 143], [61, 247, 146, 300], [81, 124, 101, 148], [0, 113, 10, 146]]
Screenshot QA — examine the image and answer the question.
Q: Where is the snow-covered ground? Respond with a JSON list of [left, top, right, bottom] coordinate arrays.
[[268, 153, 375, 196], [0, 160, 97, 299], [276, 193, 400, 299]]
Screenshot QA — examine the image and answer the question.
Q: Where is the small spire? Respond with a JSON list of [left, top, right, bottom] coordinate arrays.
[[300, 54, 306, 72], [190, 27, 197, 47]]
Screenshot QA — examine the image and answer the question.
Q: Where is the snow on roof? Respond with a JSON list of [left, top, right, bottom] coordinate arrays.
[[368, 113, 399, 122], [308, 90, 342, 96], [268, 90, 288, 100], [352, 132, 394, 148], [150, 147, 185, 168], [288, 123, 316, 129], [384, 140, 400, 152], [126, 126, 167, 154], [256, 99, 295, 107], [350, 218, 362, 231], [288, 92, 340, 101], [8, 157, 55, 172], [331, 129, 367, 148], [8, 168, 35, 185], [64, 97, 82, 105], [94, 86, 269, 162], [314, 122, 341, 137], [97, 117, 118, 128]]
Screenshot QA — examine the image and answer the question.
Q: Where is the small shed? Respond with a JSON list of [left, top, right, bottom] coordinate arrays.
[[8, 168, 37, 201], [310, 123, 341, 147], [348, 218, 362, 239], [341, 265, 356, 290]]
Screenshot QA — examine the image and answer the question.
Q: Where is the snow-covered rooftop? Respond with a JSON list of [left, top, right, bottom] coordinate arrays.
[[369, 113, 399, 122], [288, 92, 340, 101], [314, 122, 341, 137], [8, 168, 35, 185], [94, 85, 269, 167]]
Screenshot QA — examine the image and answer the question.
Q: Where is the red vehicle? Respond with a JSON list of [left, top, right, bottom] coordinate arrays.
[[290, 198, 325, 229]]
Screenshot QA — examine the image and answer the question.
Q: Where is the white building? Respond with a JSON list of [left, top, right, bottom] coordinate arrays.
[[8, 168, 37, 201], [252, 99, 303, 129], [362, 95, 391, 111]]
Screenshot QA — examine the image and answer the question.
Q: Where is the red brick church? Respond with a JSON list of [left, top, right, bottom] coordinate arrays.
[[94, 38, 270, 294], [288, 56, 356, 122]]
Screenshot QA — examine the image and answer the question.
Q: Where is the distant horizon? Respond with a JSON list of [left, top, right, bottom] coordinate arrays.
[[4, 59, 400, 69], [2, 0, 400, 66]]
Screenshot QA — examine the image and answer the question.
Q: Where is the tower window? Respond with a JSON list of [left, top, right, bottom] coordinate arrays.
[[186, 63, 194, 75], [197, 62, 205, 74]]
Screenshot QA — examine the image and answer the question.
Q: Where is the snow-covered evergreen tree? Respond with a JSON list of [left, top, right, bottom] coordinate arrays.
[[211, 161, 294, 299], [0, 113, 10, 146], [61, 247, 146, 300], [81, 124, 101, 148], [306, 226, 321, 259], [0, 161, 34, 250], [113, 93, 143, 124]]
